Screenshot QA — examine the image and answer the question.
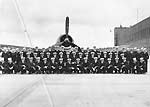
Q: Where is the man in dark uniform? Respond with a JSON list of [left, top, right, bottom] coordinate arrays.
[[4, 58, 15, 74], [121, 57, 129, 74], [84, 52, 90, 59], [66, 58, 75, 74], [2, 48, 10, 62], [18, 57, 27, 74], [97, 52, 101, 60], [35, 57, 43, 74], [77, 52, 83, 60], [99, 58, 107, 73], [52, 52, 58, 62], [64, 51, 71, 62], [102, 51, 108, 62], [0, 58, 5, 74], [46, 52, 51, 62], [141, 48, 149, 72], [113, 57, 121, 74], [106, 58, 114, 74], [33, 46, 40, 57], [41, 58, 50, 74], [139, 57, 147, 74], [82, 57, 91, 74], [70, 51, 77, 63], [40, 52, 45, 61], [91, 57, 100, 74], [49, 57, 57, 74], [33, 52, 38, 59], [131, 57, 140, 74], [26, 57, 36, 74], [75, 58, 82, 74], [57, 58, 65, 74]]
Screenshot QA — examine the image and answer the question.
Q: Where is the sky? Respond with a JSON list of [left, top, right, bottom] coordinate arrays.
[[0, 0, 150, 48]]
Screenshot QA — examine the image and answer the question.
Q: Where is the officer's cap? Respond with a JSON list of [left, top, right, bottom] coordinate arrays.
[[122, 57, 126, 60], [94, 57, 98, 60], [115, 57, 119, 60], [33, 52, 37, 55], [76, 58, 80, 60], [100, 58, 104, 60], [51, 57, 55, 60], [46, 52, 50, 55], [43, 58, 47, 60], [66, 52, 70, 54], [59, 52, 63, 55], [79, 52, 82, 54], [53, 52, 57, 55], [36, 57, 40, 60], [107, 58, 111, 61], [8, 58, 12, 61], [91, 52, 95, 54], [67, 58, 71, 60], [121, 53, 124, 56], [21, 57, 25, 60], [133, 57, 137, 60], [40, 52, 44, 55], [140, 57, 144, 60], [59, 58, 63, 60], [26, 52, 30, 55]]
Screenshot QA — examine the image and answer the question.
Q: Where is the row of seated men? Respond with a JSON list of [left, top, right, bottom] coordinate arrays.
[[0, 49, 148, 74]]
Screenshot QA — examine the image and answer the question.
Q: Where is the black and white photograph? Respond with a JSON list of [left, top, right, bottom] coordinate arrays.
[[0, 0, 150, 106]]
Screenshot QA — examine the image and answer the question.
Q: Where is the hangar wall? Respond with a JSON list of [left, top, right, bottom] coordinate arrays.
[[114, 16, 150, 51]]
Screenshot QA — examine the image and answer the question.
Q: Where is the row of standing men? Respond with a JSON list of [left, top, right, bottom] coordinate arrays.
[[0, 48, 149, 74]]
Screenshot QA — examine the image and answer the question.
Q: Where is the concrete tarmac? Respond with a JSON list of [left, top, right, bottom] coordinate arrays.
[[0, 60, 149, 107], [0, 74, 150, 107]]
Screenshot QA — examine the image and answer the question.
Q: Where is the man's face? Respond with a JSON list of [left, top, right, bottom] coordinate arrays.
[[68, 60, 71, 63], [60, 60, 63, 63], [44, 60, 47, 63], [84, 59, 87, 63], [101, 60, 104, 63], [30, 59, 33, 63], [115, 59, 119, 63], [21, 59, 25, 63], [94, 59, 97, 62]]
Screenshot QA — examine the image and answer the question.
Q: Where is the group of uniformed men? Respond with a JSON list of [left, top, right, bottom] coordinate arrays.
[[0, 46, 149, 74]]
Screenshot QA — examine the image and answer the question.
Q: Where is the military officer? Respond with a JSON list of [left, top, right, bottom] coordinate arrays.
[[106, 58, 114, 74], [82, 57, 91, 74], [99, 58, 107, 73], [49, 57, 57, 74], [57, 58, 65, 74], [66, 58, 75, 74], [18, 57, 27, 74], [121, 57, 129, 74], [4, 58, 15, 74], [35, 57, 42, 74], [91, 57, 100, 74], [75, 58, 82, 74], [26, 57, 36, 74], [41, 58, 50, 74], [139, 57, 147, 74], [131, 57, 140, 74]]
